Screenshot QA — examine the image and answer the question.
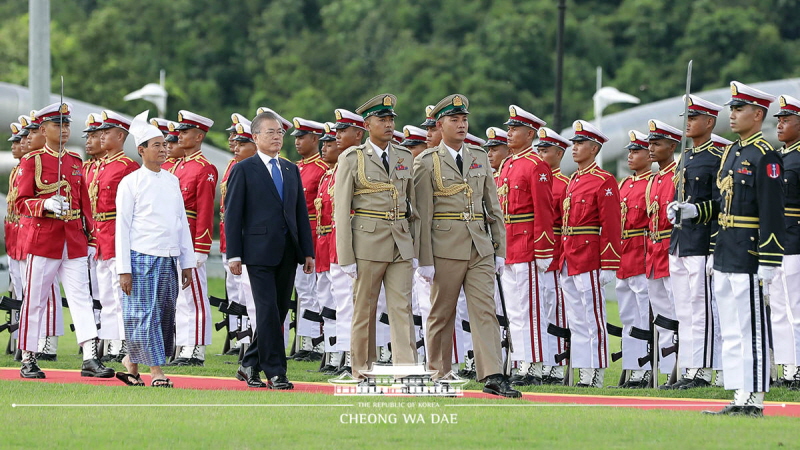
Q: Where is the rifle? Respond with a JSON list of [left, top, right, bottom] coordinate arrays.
[[606, 322, 626, 387], [654, 314, 680, 385], [674, 60, 693, 229]]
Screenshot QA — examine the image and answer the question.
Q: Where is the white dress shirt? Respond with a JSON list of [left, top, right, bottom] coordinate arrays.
[[368, 139, 389, 161], [444, 142, 464, 163], [115, 167, 197, 274], [257, 151, 282, 180]]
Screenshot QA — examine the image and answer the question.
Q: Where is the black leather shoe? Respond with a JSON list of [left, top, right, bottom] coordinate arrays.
[[99, 354, 116, 363], [292, 350, 310, 361], [186, 358, 205, 366], [319, 365, 337, 374], [81, 358, 115, 378], [335, 366, 352, 376], [268, 375, 294, 390], [678, 378, 711, 389], [237, 366, 266, 388], [702, 404, 764, 417], [510, 374, 542, 386], [35, 352, 57, 361], [658, 377, 689, 390], [619, 379, 646, 389], [20, 361, 46, 379], [483, 374, 522, 398], [305, 351, 323, 362], [164, 357, 191, 367]]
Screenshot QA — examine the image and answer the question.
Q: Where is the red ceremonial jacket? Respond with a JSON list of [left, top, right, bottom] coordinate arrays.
[[315, 167, 336, 272], [496, 147, 555, 264], [162, 157, 180, 174], [548, 168, 570, 272], [646, 161, 677, 279], [82, 159, 101, 249], [90, 151, 139, 260], [298, 154, 328, 242], [559, 161, 622, 276], [616, 171, 652, 279], [174, 151, 218, 254], [15, 145, 93, 259], [219, 159, 237, 255]]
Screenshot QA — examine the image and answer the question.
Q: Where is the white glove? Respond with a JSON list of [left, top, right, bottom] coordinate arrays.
[[44, 195, 69, 215], [495, 256, 505, 276], [600, 270, 616, 286], [412, 258, 419, 270], [195, 252, 208, 266], [342, 263, 358, 279], [706, 255, 714, 277], [666, 201, 698, 224], [417, 265, 435, 284], [87, 246, 97, 260], [535, 258, 553, 273], [757, 266, 778, 286]]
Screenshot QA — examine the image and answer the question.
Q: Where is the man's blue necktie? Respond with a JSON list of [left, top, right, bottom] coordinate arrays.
[[270, 159, 283, 201]]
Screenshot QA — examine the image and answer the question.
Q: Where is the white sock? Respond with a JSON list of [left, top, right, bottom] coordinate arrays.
[[21, 351, 35, 363], [179, 345, 195, 358], [195, 345, 205, 360], [784, 364, 798, 380], [111, 339, 123, 355], [550, 366, 565, 379]]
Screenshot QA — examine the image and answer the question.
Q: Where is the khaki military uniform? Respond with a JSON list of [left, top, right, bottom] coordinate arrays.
[[334, 142, 418, 378], [414, 143, 506, 380]]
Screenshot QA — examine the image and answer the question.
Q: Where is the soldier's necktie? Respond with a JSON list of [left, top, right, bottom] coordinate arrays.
[[270, 159, 283, 201], [382, 151, 390, 174], [456, 153, 463, 174]]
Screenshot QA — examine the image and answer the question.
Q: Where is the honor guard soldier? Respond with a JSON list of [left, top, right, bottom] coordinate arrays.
[[484, 127, 510, 174], [421, 105, 441, 148], [672, 81, 784, 416], [315, 122, 343, 373], [83, 114, 104, 339], [535, 127, 572, 384], [768, 94, 800, 389], [6, 123, 27, 308], [21, 111, 65, 360], [291, 117, 327, 361], [669, 95, 725, 389], [162, 122, 182, 173], [220, 114, 254, 356], [93, 111, 140, 362], [329, 108, 367, 374], [644, 120, 680, 386], [414, 94, 520, 397], [334, 94, 418, 379], [495, 105, 555, 386], [561, 120, 621, 388], [614, 130, 653, 388], [15, 102, 114, 379], [400, 125, 428, 158], [166, 110, 217, 366]]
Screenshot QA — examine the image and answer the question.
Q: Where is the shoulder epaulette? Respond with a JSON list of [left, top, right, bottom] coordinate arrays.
[[555, 173, 569, 183], [523, 152, 544, 164], [591, 167, 613, 181], [313, 159, 328, 170], [342, 144, 367, 158], [466, 143, 486, 153], [754, 140, 774, 154], [418, 147, 437, 159], [23, 150, 43, 160], [119, 155, 137, 166], [709, 146, 724, 158]]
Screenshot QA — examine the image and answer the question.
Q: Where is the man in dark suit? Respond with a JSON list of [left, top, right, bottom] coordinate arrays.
[[225, 111, 315, 389]]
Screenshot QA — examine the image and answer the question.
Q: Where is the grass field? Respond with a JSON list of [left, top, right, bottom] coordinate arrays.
[[1, 277, 798, 448]]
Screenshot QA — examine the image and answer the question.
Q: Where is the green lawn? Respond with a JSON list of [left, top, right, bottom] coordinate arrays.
[[1, 277, 798, 448]]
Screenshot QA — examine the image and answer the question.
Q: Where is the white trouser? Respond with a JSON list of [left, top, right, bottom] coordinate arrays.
[[415, 271, 432, 361], [410, 274, 424, 358], [175, 260, 211, 346], [295, 266, 319, 338], [223, 256, 242, 329], [615, 274, 651, 370], [316, 270, 337, 352], [541, 270, 568, 367], [239, 264, 257, 329], [96, 258, 124, 340], [770, 256, 800, 366], [19, 245, 96, 351], [670, 255, 716, 370], [714, 271, 771, 393], [494, 279, 509, 362], [647, 276, 676, 374], [376, 284, 391, 347], [502, 262, 550, 363], [453, 288, 471, 363], [331, 263, 354, 353], [559, 264, 608, 369]]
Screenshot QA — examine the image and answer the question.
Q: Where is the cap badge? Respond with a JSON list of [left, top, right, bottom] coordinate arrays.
[[101, 111, 109, 120], [335, 110, 343, 120], [404, 129, 411, 137], [425, 105, 434, 117], [649, 121, 657, 132], [293, 118, 301, 128], [177, 112, 184, 122], [325, 123, 332, 133], [235, 123, 245, 134], [731, 84, 738, 95], [383, 96, 393, 106], [168, 122, 176, 132], [629, 131, 636, 141], [489, 129, 497, 138], [780, 96, 787, 108], [453, 96, 463, 107], [575, 122, 584, 132], [59, 103, 69, 114], [538, 128, 547, 139]]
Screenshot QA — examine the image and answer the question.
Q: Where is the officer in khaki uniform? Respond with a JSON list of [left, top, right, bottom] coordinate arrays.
[[414, 94, 520, 398], [334, 94, 417, 379]]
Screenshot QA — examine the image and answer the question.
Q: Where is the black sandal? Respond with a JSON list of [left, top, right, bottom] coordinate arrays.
[[151, 378, 173, 388], [115, 372, 145, 386]]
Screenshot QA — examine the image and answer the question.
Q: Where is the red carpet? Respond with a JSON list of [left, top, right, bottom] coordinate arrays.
[[3, 368, 799, 417]]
